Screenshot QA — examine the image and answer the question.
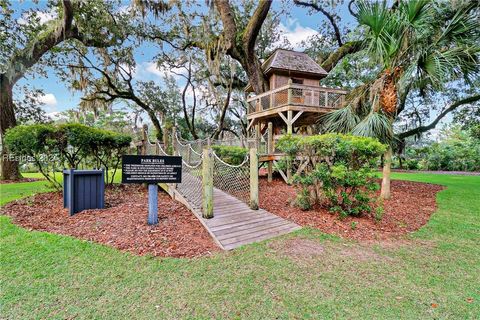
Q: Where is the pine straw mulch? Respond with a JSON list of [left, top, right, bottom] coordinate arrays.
[[1, 184, 220, 258], [259, 178, 444, 241]]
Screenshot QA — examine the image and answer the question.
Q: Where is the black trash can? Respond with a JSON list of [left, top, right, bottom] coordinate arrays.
[[63, 169, 105, 215]]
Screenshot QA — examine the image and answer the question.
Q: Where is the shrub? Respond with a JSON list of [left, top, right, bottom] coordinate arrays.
[[4, 123, 132, 188], [400, 126, 480, 172], [4, 124, 60, 187], [277, 133, 386, 217], [211, 145, 248, 165]]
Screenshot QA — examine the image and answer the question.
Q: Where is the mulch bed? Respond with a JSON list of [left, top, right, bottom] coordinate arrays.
[[259, 178, 444, 240], [0, 177, 43, 184], [1, 184, 219, 258]]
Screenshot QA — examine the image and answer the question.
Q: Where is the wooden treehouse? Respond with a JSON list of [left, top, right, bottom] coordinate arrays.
[[245, 49, 348, 182]]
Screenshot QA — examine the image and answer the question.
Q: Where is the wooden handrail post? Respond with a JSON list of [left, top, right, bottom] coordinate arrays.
[[202, 147, 214, 218], [249, 148, 259, 210], [171, 126, 176, 155], [287, 79, 293, 105]]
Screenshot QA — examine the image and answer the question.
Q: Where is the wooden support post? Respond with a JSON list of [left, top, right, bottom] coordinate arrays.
[[255, 124, 261, 149], [148, 184, 158, 225], [249, 148, 259, 210], [324, 92, 328, 108], [202, 148, 214, 218], [287, 110, 293, 134], [267, 122, 273, 183]]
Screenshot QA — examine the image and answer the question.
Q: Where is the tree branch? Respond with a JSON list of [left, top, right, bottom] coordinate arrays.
[[398, 94, 480, 139], [293, 0, 343, 46], [320, 40, 363, 72]]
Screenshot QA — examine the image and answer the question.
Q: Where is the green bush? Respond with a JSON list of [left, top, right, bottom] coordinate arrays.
[[401, 126, 480, 172], [4, 124, 60, 187], [212, 145, 248, 165], [277, 133, 386, 217], [4, 124, 132, 188]]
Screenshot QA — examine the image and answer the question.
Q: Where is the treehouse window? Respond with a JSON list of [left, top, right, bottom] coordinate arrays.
[[291, 78, 304, 84]]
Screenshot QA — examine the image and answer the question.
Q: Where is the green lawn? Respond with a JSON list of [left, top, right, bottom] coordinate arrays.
[[1, 173, 479, 319], [0, 180, 51, 206]]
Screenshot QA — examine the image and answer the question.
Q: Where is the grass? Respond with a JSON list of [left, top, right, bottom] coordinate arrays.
[[0, 180, 52, 206], [1, 173, 479, 319]]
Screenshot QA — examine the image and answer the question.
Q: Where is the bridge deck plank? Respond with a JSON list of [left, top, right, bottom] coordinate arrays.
[[203, 188, 300, 250]]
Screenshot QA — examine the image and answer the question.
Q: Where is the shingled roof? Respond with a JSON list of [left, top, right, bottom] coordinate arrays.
[[262, 49, 328, 78]]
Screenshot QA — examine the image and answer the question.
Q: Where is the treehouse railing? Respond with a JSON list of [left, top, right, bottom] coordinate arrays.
[[246, 83, 348, 114]]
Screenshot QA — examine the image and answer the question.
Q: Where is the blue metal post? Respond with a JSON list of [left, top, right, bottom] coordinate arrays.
[[148, 184, 158, 225], [99, 169, 105, 209], [68, 169, 75, 216]]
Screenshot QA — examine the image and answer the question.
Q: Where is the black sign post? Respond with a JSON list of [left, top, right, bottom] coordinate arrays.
[[122, 155, 182, 225]]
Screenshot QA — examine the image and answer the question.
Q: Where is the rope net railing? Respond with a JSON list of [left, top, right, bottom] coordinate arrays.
[[172, 136, 204, 209], [212, 152, 250, 204], [175, 132, 252, 205], [144, 137, 204, 210], [142, 130, 254, 209]]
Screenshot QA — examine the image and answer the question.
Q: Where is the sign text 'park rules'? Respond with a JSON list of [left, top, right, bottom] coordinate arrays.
[[121, 155, 182, 184]]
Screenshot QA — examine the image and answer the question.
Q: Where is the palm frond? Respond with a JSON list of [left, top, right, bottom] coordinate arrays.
[[318, 106, 360, 134], [351, 112, 393, 144], [435, 2, 480, 47]]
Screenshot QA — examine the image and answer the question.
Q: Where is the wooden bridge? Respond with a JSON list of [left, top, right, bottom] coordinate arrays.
[[148, 140, 300, 250], [162, 179, 300, 250]]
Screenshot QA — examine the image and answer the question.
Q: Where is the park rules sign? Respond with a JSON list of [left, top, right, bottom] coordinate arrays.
[[122, 155, 182, 184]]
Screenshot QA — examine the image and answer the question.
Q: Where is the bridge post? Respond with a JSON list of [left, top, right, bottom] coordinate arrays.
[[141, 124, 148, 155], [171, 126, 176, 155], [249, 148, 259, 210], [202, 147, 214, 218]]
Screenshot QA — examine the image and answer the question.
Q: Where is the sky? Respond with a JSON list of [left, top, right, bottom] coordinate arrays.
[[12, 0, 356, 117]]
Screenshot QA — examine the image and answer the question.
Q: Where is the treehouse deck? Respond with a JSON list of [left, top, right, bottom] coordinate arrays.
[[246, 83, 347, 132]]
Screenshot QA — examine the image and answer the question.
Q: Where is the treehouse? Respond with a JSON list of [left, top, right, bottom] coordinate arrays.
[[245, 49, 348, 181], [246, 49, 347, 138]]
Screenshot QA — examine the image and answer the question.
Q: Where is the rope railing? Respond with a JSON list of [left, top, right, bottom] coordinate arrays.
[[212, 151, 250, 204], [177, 160, 203, 209], [138, 129, 259, 216]]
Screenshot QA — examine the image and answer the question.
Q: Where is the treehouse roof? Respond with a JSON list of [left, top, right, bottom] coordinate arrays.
[[245, 49, 328, 92], [263, 49, 328, 78]]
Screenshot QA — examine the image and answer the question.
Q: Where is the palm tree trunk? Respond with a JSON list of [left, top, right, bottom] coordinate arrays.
[[380, 146, 392, 199]]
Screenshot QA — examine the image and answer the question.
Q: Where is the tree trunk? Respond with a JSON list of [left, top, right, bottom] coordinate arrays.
[[380, 146, 392, 200], [145, 109, 163, 141], [0, 75, 21, 180]]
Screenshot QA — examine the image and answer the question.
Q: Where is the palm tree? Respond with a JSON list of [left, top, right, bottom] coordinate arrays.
[[321, 0, 479, 199]]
